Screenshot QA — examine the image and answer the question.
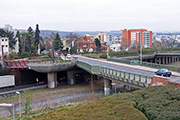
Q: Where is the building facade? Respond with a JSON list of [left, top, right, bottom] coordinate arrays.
[[122, 29, 152, 48], [78, 36, 96, 53], [0, 37, 9, 57]]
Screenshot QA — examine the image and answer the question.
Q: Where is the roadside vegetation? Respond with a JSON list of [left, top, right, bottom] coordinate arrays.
[[83, 47, 180, 59], [170, 61, 180, 66], [4, 86, 178, 120]]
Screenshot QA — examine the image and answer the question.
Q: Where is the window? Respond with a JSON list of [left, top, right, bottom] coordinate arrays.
[[5, 39, 7, 41], [2, 39, 4, 41], [83, 44, 87, 47], [90, 44, 93, 47], [6, 45, 8, 47]]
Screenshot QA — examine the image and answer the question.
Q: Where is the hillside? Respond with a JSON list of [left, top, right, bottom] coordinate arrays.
[[30, 86, 180, 120]]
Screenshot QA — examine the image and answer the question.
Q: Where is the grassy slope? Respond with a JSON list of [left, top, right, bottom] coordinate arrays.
[[31, 86, 180, 120], [31, 98, 147, 120]]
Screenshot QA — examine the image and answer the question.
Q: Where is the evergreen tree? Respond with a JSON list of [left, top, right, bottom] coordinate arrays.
[[54, 33, 61, 51], [27, 26, 34, 52], [34, 24, 40, 49], [15, 30, 21, 53], [94, 38, 101, 52]]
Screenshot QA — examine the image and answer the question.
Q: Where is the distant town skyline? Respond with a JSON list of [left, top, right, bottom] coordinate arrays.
[[1, 0, 180, 32]]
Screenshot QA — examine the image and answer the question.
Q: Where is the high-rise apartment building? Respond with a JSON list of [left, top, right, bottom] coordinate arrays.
[[122, 29, 152, 48]]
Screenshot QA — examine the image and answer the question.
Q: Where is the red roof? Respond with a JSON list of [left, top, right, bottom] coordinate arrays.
[[78, 36, 96, 49]]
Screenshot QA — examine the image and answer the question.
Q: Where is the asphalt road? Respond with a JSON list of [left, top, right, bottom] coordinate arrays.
[[78, 57, 179, 81]]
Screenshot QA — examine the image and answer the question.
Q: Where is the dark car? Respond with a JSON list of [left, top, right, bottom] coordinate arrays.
[[155, 69, 172, 77]]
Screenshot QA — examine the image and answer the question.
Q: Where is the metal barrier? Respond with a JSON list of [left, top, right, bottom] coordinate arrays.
[[108, 58, 180, 72]]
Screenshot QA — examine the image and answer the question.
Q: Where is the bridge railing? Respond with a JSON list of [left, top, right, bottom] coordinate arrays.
[[76, 61, 153, 87], [28, 59, 71, 64], [108, 58, 180, 72], [108, 58, 131, 65], [76, 61, 101, 74], [101, 67, 153, 87], [141, 62, 180, 72]]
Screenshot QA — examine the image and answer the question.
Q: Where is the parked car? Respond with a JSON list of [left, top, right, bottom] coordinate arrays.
[[66, 54, 71, 59], [155, 69, 172, 77]]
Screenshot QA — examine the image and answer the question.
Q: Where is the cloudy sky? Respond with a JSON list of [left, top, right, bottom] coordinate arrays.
[[0, 0, 180, 32]]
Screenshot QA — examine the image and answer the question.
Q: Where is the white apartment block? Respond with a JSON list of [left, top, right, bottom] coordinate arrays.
[[143, 32, 150, 48], [107, 34, 113, 42], [0, 37, 10, 57]]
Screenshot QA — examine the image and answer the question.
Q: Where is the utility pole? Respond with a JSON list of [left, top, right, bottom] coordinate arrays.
[[140, 32, 142, 65], [52, 39, 55, 63]]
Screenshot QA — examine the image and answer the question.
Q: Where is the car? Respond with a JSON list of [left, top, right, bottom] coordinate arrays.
[[155, 69, 172, 77], [66, 54, 71, 59]]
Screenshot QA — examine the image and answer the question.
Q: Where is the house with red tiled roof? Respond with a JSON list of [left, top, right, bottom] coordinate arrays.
[[78, 36, 96, 53]]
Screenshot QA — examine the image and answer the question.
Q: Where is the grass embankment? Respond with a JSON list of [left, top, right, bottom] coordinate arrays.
[[30, 86, 180, 120], [31, 97, 147, 120], [84, 54, 102, 59], [2, 86, 180, 120]]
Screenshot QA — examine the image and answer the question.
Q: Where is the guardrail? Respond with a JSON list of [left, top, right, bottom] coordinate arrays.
[[28, 59, 71, 64], [76, 61, 153, 87], [107, 58, 180, 72]]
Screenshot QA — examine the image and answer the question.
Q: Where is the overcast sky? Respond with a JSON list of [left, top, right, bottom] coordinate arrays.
[[0, 0, 180, 32]]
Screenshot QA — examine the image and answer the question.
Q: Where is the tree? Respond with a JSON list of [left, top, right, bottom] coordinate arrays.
[[54, 33, 60, 51], [34, 24, 40, 49], [54, 33, 63, 51], [94, 38, 101, 53], [27, 26, 34, 53], [0, 29, 17, 50], [19, 33, 28, 53], [15, 30, 21, 53]]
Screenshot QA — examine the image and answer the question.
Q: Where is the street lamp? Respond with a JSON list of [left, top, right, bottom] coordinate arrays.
[[16, 91, 21, 117]]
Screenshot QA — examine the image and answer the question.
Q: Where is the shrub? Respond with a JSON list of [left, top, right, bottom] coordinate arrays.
[[20, 52, 29, 57], [100, 54, 107, 59], [24, 95, 32, 115]]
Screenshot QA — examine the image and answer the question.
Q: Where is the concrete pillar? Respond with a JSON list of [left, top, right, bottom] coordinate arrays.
[[104, 79, 112, 95], [67, 71, 75, 85], [48, 72, 57, 88], [155, 58, 157, 63], [159, 58, 161, 64], [162, 57, 165, 64], [166, 57, 168, 64], [172, 57, 174, 63]]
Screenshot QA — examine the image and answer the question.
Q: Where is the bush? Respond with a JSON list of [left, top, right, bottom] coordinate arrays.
[[100, 54, 107, 59], [115, 86, 180, 120], [20, 52, 29, 57], [24, 95, 32, 115]]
